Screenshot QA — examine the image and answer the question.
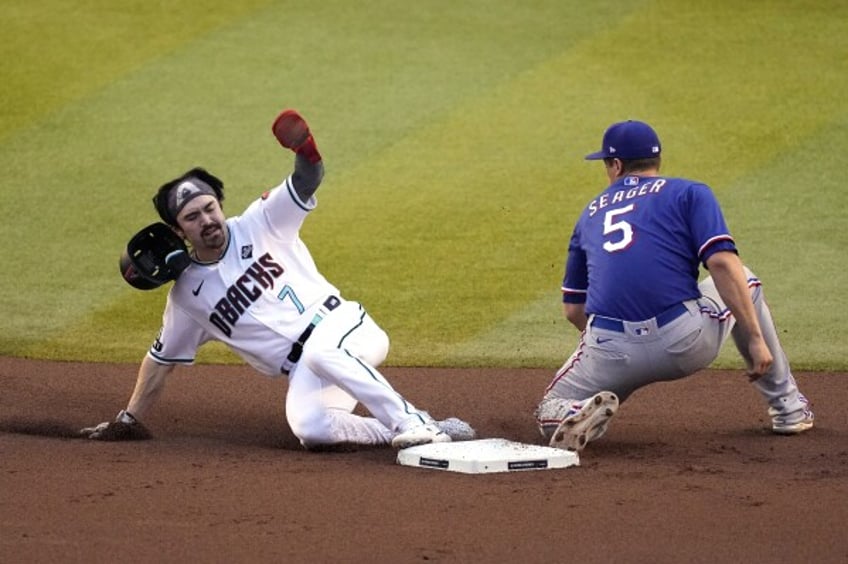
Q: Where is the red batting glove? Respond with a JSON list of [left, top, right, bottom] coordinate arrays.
[[272, 109, 322, 163]]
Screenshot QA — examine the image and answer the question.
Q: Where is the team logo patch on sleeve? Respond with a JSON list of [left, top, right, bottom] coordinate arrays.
[[241, 245, 254, 259]]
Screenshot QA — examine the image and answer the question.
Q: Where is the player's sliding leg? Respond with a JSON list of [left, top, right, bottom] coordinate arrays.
[[299, 301, 455, 448]]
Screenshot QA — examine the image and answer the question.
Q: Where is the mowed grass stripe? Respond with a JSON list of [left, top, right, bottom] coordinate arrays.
[[712, 115, 848, 371], [10, 1, 643, 361], [444, 118, 848, 371], [0, 0, 273, 141], [317, 1, 847, 366], [0, 1, 274, 347], [4, 1, 845, 369]]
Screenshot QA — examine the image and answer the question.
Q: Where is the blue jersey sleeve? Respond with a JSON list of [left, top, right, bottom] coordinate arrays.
[[562, 226, 588, 304], [685, 183, 737, 264]]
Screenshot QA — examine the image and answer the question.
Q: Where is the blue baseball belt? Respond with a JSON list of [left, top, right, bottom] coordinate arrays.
[[590, 302, 689, 333]]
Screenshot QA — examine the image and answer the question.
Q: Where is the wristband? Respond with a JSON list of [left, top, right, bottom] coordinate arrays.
[[117, 410, 138, 425], [295, 135, 322, 164]]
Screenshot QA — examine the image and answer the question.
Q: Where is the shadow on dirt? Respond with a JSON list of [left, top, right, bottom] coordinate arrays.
[[0, 419, 85, 439]]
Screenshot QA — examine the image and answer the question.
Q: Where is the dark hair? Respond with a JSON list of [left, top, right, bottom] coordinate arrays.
[[152, 167, 225, 226], [605, 156, 661, 175]]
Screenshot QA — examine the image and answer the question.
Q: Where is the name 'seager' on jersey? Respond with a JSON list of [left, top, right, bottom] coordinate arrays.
[[587, 178, 666, 217]]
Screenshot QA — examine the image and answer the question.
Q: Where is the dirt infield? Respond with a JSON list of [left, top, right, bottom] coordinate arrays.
[[1, 357, 845, 563]]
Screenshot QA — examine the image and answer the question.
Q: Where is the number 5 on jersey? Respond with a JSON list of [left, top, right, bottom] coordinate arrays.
[[603, 204, 635, 253]]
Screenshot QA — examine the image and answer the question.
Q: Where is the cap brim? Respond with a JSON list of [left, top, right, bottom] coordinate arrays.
[[584, 150, 608, 160]]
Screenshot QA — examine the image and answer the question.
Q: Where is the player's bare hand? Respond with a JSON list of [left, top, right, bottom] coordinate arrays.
[[745, 338, 773, 381], [79, 410, 152, 441]]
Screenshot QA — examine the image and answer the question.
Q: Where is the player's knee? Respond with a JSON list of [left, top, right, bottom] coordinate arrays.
[[301, 328, 389, 373], [358, 327, 389, 366], [287, 407, 335, 447]]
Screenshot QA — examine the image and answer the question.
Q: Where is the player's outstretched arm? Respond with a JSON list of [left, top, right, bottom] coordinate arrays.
[[706, 251, 773, 378], [291, 153, 324, 201], [272, 109, 324, 202], [80, 355, 174, 440], [126, 355, 175, 420]]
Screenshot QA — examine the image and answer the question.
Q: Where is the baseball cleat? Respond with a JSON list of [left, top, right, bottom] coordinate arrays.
[[771, 408, 814, 435], [549, 392, 619, 452], [770, 394, 814, 435], [392, 423, 451, 449], [435, 417, 477, 441]]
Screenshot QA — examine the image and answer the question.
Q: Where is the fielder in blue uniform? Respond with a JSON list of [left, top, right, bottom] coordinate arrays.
[[536, 120, 814, 451]]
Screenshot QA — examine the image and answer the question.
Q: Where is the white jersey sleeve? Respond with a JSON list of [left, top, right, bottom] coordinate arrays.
[[147, 293, 214, 365], [255, 175, 316, 239]]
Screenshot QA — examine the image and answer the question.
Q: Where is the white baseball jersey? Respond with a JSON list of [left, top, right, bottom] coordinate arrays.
[[148, 176, 340, 376]]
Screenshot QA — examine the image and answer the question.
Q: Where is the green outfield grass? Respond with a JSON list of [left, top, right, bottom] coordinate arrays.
[[2, 0, 845, 370]]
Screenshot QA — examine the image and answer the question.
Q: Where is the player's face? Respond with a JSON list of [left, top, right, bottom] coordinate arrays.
[[175, 195, 228, 261]]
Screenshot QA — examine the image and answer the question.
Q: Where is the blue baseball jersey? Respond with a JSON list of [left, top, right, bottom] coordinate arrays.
[[562, 175, 737, 320]]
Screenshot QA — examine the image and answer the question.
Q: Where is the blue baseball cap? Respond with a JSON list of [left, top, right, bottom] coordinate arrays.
[[585, 120, 661, 160]]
